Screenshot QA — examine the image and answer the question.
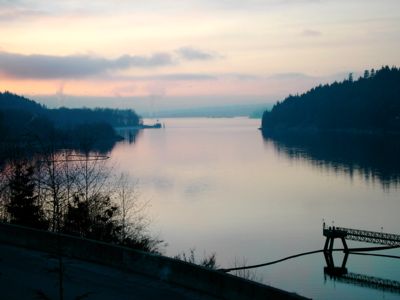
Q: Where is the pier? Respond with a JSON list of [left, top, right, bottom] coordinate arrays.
[[323, 224, 400, 254], [322, 224, 400, 294]]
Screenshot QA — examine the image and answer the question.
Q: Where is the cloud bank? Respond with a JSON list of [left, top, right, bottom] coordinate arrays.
[[0, 47, 221, 79], [0, 52, 174, 79]]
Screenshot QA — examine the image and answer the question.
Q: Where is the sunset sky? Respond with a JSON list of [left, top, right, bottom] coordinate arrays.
[[1, 0, 399, 111]]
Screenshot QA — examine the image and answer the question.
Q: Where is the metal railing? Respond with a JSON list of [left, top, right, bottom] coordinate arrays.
[[334, 227, 400, 246]]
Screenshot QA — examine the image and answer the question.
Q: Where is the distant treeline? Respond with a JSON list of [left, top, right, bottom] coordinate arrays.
[[0, 91, 141, 153], [262, 66, 400, 133]]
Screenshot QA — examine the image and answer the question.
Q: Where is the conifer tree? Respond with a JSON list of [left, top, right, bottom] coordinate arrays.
[[6, 162, 48, 229]]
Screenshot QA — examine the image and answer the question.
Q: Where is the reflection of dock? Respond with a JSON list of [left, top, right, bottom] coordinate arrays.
[[324, 267, 400, 294]]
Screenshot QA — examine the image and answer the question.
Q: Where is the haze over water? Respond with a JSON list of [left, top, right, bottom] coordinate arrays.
[[113, 117, 400, 300]]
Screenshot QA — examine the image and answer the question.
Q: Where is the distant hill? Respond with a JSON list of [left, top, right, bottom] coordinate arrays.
[[151, 103, 271, 118], [0, 91, 141, 128], [0, 91, 45, 112], [261, 66, 400, 133], [0, 91, 141, 154], [47, 107, 141, 128]]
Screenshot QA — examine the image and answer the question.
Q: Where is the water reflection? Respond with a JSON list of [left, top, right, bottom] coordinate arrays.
[[115, 128, 142, 145], [323, 253, 400, 294], [0, 128, 141, 168], [87, 139, 122, 154], [262, 131, 400, 188], [108, 118, 400, 299]]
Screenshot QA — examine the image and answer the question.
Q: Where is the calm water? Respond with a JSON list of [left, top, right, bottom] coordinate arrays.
[[112, 118, 400, 300]]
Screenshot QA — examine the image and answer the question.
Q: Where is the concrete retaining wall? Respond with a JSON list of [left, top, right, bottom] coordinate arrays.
[[0, 223, 309, 299]]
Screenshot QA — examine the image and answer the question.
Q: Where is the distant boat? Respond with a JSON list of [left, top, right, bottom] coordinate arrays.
[[142, 122, 162, 129], [115, 120, 164, 130]]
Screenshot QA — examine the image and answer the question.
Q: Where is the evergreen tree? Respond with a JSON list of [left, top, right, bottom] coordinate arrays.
[[348, 72, 353, 82], [63, 193, 121, 243], [6, 162, 48, 229], [370, 68, 375, 77]]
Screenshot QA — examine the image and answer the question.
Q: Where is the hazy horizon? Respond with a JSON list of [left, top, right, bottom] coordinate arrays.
[[1, 0, 399, 110]]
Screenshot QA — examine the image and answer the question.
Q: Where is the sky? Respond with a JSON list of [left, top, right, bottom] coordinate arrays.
[[0, 0, 400, 112]]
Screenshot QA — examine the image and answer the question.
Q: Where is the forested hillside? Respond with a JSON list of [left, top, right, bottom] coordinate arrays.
[[0, 91, 141, 152], [262, 66, 400, 133]]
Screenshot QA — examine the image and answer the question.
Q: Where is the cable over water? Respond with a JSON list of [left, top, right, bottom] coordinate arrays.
[[219, 245, 400, 273]]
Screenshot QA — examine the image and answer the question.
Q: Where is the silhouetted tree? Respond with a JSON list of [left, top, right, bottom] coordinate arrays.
[[370, 68, 375, 77], [348, 72, 353, 82], [63, 193, 121, 243], [6, 161, 48, 229], [113, 172, 162, 252]]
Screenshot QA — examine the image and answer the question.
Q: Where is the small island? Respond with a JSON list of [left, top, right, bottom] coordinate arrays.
[[261, 66, 400, 134]]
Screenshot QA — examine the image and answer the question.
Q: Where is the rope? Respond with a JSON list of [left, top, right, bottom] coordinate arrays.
[[351, 252, 400, 259], [219, 245, 400, 273]]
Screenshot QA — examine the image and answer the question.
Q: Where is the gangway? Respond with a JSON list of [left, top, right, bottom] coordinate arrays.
[[323, 224, 400, 253], [322, 224, 400, 294]]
